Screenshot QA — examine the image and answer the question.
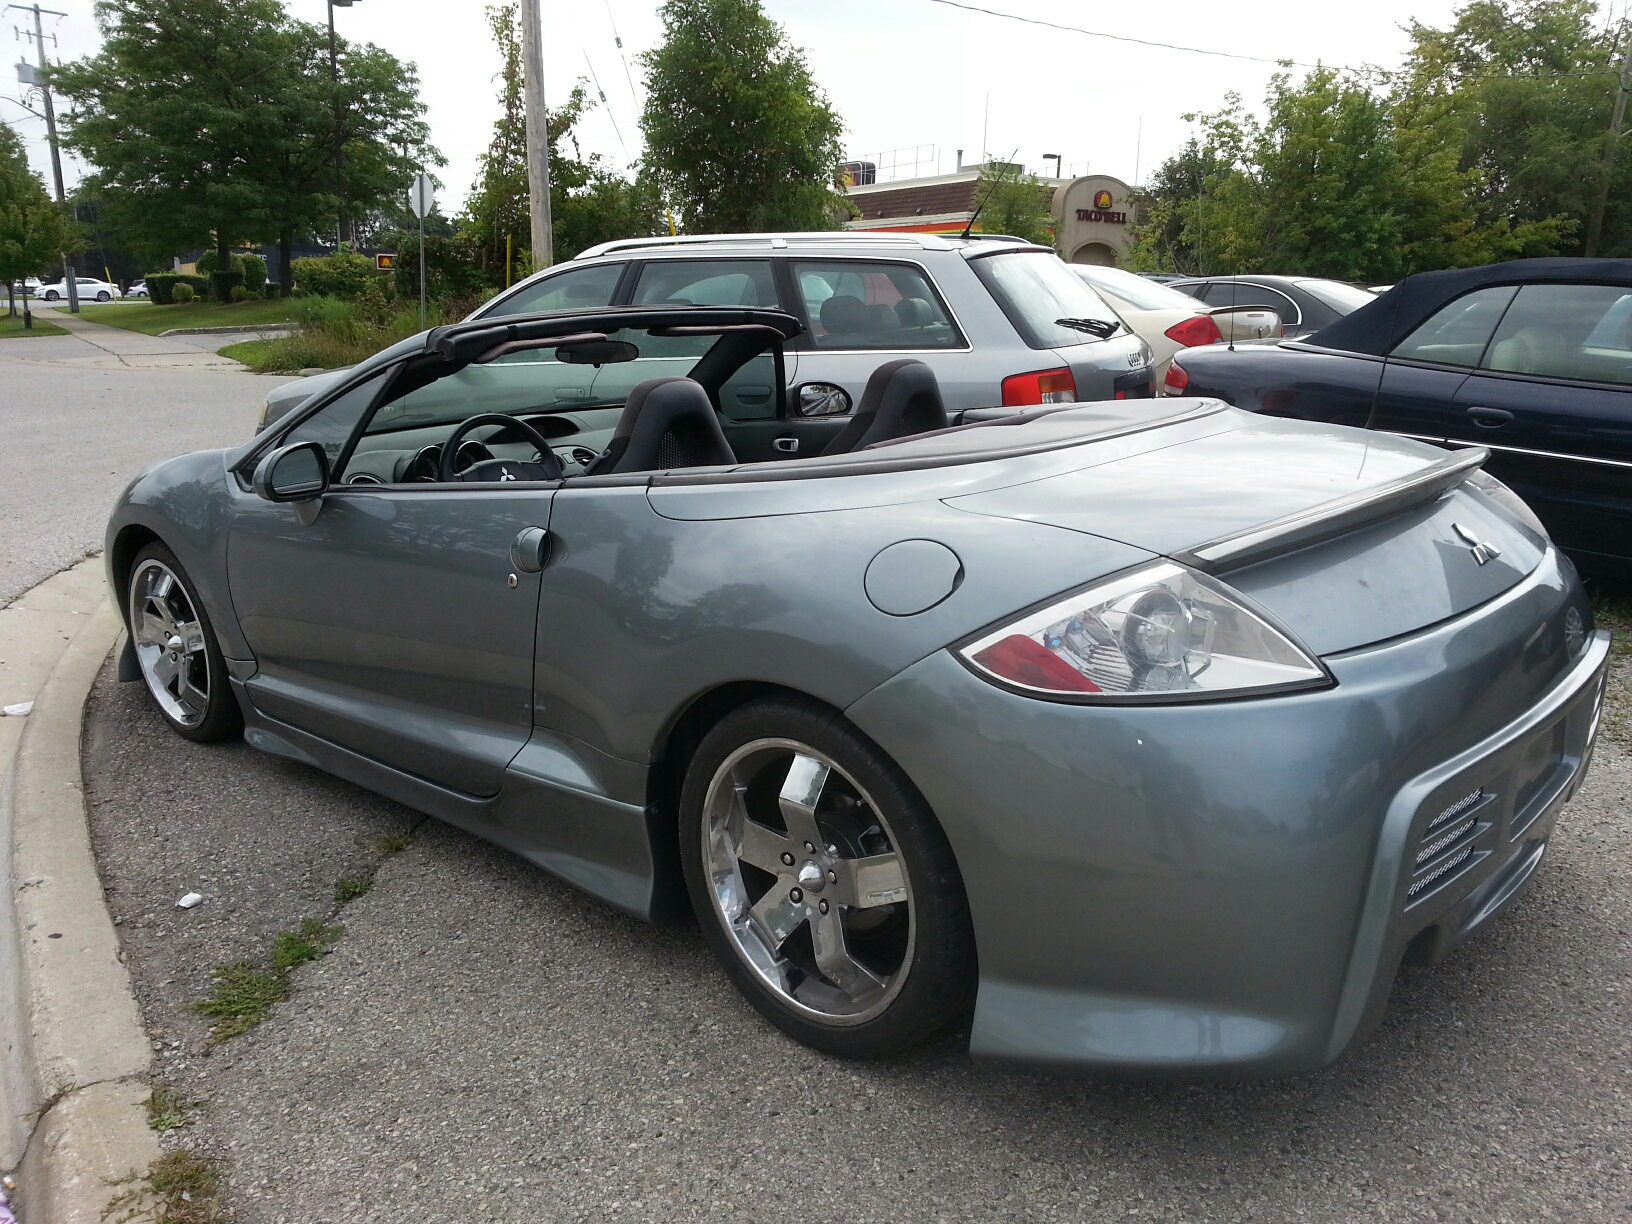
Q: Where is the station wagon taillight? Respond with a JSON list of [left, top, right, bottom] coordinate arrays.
[[1163, 315, 1223, 347], [1001, 367, 1077, 406]]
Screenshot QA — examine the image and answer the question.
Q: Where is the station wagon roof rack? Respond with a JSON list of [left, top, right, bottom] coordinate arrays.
[[573, 232, 958, 259]]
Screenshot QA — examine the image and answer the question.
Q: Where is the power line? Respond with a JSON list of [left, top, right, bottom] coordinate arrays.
[[920, 0, 1625, 81]]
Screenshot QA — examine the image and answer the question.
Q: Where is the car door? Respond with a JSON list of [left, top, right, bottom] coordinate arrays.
[[1369, 285, 1518, 444], [1448, 283, 1632, 566], [226, 366, 555, 797]]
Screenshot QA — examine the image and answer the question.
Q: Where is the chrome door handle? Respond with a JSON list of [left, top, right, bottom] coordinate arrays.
[[510, 526, 550, 573], [1465, 406, 1514, 428], [772, 436, 799, 453]]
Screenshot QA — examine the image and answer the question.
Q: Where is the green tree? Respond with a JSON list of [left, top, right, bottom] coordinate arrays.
[[972, 163, 1054, 246], [640, 0, 846, 232], [0, 122, 74, 314], [52, 0, 291, 278], [463, 4, 662, 281]]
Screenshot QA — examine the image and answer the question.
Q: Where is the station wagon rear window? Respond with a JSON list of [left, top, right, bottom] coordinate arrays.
[[971, 250, 1126, 350]]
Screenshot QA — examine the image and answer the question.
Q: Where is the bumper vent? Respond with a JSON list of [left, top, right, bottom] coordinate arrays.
[[1406, 787, 1489, 902]]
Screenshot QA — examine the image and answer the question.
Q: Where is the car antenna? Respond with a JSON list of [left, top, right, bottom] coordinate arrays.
[[960, 148, 1021, 241], [1227, 272, 1238, 351]]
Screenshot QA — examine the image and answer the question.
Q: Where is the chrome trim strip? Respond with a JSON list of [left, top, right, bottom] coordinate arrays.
[[1175, 448, 1489, 573], [1440, 439, 1632, 472]]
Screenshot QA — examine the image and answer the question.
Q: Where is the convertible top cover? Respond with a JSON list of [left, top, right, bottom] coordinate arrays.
[[1307, 257, 1632, 356]]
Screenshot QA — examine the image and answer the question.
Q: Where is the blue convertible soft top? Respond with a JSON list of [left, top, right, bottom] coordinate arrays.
[[1307, 257, 1632, 356]]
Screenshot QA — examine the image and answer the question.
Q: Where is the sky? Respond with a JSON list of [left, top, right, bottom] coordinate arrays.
[[1, 0, 1473, 219]]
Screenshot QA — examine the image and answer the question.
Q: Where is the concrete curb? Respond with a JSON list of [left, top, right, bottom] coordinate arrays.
[[1, 560, 158, 1220], [157, 324, 296, 337]]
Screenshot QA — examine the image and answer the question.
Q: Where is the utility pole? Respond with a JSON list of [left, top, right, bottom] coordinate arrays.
[[8, 2, 76, 312], [1585, 26, 1632, 259], [520, 0, 553, 271], [327, 0, 360, 249]]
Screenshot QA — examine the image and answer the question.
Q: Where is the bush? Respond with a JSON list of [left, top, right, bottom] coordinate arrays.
[[238, 253, 268, 292], [209, 269, 244, 302], [230, 284, 256, 302], [262, 280, 281, 298], [171, 282, 196, 303], [389, 231, 491, 303], [144, 273, 210, 305], [291, 250, 385, 301]]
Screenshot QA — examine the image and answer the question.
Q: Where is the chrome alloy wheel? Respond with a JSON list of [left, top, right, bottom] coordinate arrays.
[[129, 559, 211, 728], [702, 739, 915, 1025]]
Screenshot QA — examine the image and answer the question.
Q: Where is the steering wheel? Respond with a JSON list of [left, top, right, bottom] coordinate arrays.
[[436, 413, 563, 483]]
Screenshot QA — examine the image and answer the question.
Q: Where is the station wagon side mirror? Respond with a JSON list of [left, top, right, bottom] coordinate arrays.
[[795, 381, 852, 417], [253, 441, 329, 505]]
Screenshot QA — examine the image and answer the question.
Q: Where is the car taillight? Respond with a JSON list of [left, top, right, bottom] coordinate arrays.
[[959, 562, 1329, 703], [1001, 367, 1076, 406], [1163, 315, 1223, 347], [1164, 360, 1190, 394]]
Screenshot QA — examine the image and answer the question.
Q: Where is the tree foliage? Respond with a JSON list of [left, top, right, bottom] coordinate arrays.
[[52, 0, 435, 283], [462, 3, 663, 278], [1132, 0, 1627, 279], [0, 121, 74, 300], [973, 163, 1055, 246], [640, 0, 846, 233]]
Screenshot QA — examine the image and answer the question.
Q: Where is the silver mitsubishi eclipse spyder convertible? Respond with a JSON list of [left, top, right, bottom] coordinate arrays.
[[106, 305, 1610, 1076]]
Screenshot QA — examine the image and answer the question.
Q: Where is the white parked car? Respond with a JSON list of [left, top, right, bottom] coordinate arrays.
[[126, 280, 148, 299], [1072, 265, 1280, 381], [38, 276, 122, 303]]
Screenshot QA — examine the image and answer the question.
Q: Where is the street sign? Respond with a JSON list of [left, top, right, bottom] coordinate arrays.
[[409, 173, 433, 220], [375, 253, 397, 271]]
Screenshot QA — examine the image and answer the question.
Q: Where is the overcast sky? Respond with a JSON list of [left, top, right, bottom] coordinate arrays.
[[3, 0, 1471, 223]]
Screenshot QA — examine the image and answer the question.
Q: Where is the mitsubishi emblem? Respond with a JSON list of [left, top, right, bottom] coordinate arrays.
[[499, 466, 516, 482], [1452, 522, 1501, 566]]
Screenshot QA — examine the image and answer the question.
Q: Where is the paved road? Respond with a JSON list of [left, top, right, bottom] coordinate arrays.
[[0, 333, 290, 605], [83, 650, 1632, 1222]]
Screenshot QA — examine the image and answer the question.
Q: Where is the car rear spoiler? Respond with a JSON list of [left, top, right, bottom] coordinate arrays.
[[1173, 448, 1489, 574]]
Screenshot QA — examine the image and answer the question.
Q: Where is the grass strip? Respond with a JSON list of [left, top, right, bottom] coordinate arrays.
[[72, 298, 293, 336], [0, 311, 68, 337], [193, 918, 340, 1042]]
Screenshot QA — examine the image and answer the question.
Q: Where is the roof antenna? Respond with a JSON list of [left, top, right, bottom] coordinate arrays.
[[960, 148, 1020, 241]]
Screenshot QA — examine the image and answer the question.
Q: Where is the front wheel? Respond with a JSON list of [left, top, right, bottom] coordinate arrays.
[[127, 543, 242, 743], [43, 291, 58, 301], [680, 697, 975, 1058]]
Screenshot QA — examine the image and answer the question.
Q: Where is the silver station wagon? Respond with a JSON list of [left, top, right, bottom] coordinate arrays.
[[261, 233, 1157, 436], [116, 303, 1609, 1075]]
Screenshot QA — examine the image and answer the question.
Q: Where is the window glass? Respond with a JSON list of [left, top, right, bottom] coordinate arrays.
[[1197, 281, 1297, 322], [631, 260, 777, 307], [1073, 265, 1201, 312], [282, 370, 392, 470], [483, 262, 625, 317], [1482, 283, 1632, 386], [1391, 286, 1517, 367], [1296, 279, 1375, 313], [970, 251, 1126, 349], [792, 260, 962, 349], [718, 351, 781, 420]]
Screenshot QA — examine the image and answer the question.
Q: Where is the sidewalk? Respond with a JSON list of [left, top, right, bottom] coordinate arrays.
[[4, 309, 246, 371], [0, 559, 156, 1221]]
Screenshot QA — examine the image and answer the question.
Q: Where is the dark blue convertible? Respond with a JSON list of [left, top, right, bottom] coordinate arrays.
[[1168, 259, 1632, 580]]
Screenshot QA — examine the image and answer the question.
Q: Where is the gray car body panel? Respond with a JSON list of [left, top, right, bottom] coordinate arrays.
[[107, 385, 1608, 1076]]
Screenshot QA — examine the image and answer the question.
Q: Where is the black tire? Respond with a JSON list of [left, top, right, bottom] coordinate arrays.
[[43, 291, 58, 301], [96, 291, 111, 302], [679, 695, 975, 1058], [126, 542, 243, 743]]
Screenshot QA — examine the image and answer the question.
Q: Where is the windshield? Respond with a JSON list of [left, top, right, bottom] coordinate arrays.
[[972, 250, 1125, 349], [1073, 265, 1201, 312], [1297, 279, 1375, 313]]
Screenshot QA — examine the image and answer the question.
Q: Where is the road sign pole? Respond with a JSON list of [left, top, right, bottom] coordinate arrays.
[[418, 210, 426, 330], [408, 171, 433, 330]]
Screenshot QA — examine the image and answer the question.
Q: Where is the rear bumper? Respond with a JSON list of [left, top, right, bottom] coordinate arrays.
[[846, 549, 1608, 1077]]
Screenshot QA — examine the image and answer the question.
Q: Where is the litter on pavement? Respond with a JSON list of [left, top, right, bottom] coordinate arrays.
[[2, 702, 32, 717], [176, 892, 203, 909]]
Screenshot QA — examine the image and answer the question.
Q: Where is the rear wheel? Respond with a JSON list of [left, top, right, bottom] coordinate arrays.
[[680, 697, 975, 1058], [96, 291, 111, 302], [127, 543, 242, 743]]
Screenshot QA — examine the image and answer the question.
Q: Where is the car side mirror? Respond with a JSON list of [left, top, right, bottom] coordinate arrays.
[[795, 381, 852, 417], [253, 441, 329, 504]]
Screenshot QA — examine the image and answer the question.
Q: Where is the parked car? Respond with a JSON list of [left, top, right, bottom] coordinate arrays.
[[126, 280, 149, 299], [1166, 258, 1632, 580], [110, 300, 1608, 1075], [1168, 274, 1374, 339], [38, 276, 122, 302], [1073, 264, 1281, 380], [257, 232, 1157, 431]]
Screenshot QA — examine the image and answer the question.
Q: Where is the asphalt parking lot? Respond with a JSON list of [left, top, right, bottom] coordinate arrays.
[[83, 639, 1632, 1223]]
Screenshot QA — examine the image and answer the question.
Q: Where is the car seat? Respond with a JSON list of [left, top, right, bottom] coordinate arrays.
[[819, 295, 868, 338], [820, 359, 948, 456], [586, 377, 737, 475], [1487, 326, 1569, 376]]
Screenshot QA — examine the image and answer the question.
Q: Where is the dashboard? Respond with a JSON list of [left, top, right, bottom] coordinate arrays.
[[337, 407, 623, 485]]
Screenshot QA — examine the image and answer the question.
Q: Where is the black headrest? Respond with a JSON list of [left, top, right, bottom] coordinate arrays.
[[820, 295, 868, 336], [591, 377, 737, 475], [819, 359, 948, 456]]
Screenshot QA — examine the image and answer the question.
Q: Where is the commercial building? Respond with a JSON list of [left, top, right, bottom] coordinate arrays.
[[844, 168, 1138, 266]]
